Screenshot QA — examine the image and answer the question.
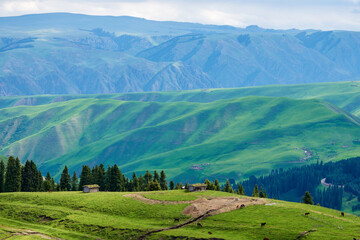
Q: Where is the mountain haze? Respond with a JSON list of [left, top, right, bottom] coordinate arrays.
[[1, 13, 360, 96]]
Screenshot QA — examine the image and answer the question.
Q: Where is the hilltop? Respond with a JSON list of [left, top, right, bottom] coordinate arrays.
[[0, 190, 359, 239], [1, 13, 360, 96]]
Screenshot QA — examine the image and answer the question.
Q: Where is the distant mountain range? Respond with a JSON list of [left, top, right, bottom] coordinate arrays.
[[0, 13, 360, 96]]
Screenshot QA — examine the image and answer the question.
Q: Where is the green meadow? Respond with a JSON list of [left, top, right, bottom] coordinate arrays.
[[1, 82, 360, 181], [0, 190, 359, 239]]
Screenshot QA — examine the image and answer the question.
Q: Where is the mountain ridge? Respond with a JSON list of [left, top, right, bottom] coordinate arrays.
[[1, 13, 360, 96]]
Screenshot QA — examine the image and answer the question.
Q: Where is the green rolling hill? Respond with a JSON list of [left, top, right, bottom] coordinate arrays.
[[0, 191, 359, 240], [1, 86, 360, 181]]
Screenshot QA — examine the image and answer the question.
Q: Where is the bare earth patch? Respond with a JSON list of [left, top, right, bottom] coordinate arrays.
[[182, 197, 267, 217]]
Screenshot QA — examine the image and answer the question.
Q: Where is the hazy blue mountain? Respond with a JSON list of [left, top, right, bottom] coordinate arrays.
[[0, 13, 360, 96]]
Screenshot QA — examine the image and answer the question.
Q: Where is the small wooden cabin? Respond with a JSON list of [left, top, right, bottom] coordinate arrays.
[[83, 184, 100, 193], [188, 183, 207, 192]]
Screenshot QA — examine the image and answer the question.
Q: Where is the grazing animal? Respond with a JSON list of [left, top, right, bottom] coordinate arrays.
[[197, 223, 203, 227], [304, 212, 310, 216], [341, 212, 345, 217], [240, 204, 245, 208], [208, 231, 212, 235], [261, 222, 266, 227], [174, 218, 180, 222], [264, 238, 269, 240]]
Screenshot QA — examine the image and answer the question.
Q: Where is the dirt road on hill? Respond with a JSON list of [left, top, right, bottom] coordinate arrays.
[[124, 193, 267, 239]]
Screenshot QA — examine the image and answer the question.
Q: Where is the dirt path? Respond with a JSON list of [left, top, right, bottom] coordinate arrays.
[[1, 229, 61, 240], [125, 193, 267, 239], [123, 193, 194, 205], [307, 209, 360, 224]]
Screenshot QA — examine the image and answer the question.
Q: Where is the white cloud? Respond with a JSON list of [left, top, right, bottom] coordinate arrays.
[[0, 0, 359, 31]]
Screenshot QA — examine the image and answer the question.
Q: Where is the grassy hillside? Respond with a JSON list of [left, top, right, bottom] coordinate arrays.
[[1, 81, 360, 114], [0, 191, 359, 239], [1, 95, 360, 181]]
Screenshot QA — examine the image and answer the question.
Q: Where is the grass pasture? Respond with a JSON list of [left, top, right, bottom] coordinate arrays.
[[0, 190, 359, 239]]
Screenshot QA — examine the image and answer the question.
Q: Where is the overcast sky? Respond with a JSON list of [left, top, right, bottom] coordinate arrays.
[[0, 0, 360, 31]]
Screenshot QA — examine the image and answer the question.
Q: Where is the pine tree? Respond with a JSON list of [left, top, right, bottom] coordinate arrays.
[[0, 160, 4, 192], [138, 174, 145, 191], [147, 180, 161, 191], [259, 187, 264, 198], [79, 165, 92, 189], [131, 172, 140, 192], [60, 166, 71, 191], [237, 183, 245, 195], [144, 170, 153, 185], [109, 164, 123, 191], [169, 180, 175, 190], [37, 170, 43, 191], [214, 179, 221, 191], [42, 172, 53, 191], [94, 164, 105, 190], [252, 184, 259, 197], [224, 179, 233, 193], [302, 191, 314, 205], [175, 182, 181, 190], [21, 160, 32, 191], [153, 170, 160, 182], [159, 170, 168, 190], [5, 156, 21, 192], [71, 171, 78, 191]]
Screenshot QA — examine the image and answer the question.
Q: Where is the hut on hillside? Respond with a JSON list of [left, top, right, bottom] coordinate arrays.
[[83, 184, 100, 193], [188, 183, 207, 192]]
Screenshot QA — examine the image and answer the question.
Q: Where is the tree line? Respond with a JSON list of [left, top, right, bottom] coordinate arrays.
[[0, 156, 171, 192]]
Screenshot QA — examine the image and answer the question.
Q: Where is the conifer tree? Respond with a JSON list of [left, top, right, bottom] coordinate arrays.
[[147, 180, 161, 191], [60, 166, 71, 191], [159, 170, 168, 190], [153, 170, 160, 182], [302, 191, 314, 205], [259, 187, 265, 198], [37, 170, 43, 191], [5, 156, 21, 192], [0, 160, 4, 192], [138, 174, 145, 191], [42, 172, 53, 191], [237, 183, 245, 195], [169, 180, 175, 190], [21, 160, 32, 191], [214, 179, 221, 191], [79, 165, 92, 188], [144, 170, 153, 185], [131, 172, 140, 192], [109, 164, 123, 191], [71, 171, 78, 191], [94, 164, 105, 190], [175, 182, 181, 190], [252, 184, 259, 197], [224, 179, 233, 193]]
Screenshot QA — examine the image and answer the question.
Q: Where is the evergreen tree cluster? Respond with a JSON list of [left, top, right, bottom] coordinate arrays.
[[0, 156, 56, 192], [239, 158, 360, 210], [78, 165, 169, 192]]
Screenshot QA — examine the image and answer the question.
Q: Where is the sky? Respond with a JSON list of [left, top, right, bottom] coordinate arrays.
[[0, 0, 360, 31]]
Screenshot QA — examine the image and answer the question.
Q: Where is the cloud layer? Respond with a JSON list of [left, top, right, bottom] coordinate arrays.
[[0, 0, 359, 30]]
